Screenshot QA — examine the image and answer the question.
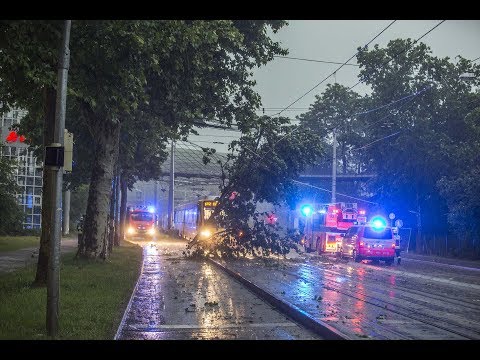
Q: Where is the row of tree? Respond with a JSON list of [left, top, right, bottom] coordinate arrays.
[[298, 39, 480, 256], [1, 22, 479, 266], [2, 20, 324, 282]]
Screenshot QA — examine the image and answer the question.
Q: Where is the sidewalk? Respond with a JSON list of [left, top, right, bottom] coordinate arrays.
[[402, 251, 480, 269], [0, 237, 77, 273]]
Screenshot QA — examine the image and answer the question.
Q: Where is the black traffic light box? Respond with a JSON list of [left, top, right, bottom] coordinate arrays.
[[45, 145, 64, 167]]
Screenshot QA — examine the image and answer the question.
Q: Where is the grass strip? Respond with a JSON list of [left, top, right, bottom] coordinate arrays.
[[0, 241, 142, 339]]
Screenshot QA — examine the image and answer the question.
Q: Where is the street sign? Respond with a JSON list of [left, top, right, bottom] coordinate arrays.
[[389, 212, 395, 220], [395, 219, 403, 228]]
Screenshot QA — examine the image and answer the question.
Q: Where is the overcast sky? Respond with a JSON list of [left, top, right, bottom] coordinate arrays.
[[188, 20, 480, 153]]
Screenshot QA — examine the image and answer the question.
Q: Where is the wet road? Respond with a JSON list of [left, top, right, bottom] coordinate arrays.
[[220, 252, 480, 339], [116, 236, 321, 340]]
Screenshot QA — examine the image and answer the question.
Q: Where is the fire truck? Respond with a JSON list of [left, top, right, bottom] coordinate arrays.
[[125, 206, 157, 239], [302, 202, 367, 254]]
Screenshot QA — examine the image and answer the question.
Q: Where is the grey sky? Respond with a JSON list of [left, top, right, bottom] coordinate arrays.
[[189, 20, 480, 152]]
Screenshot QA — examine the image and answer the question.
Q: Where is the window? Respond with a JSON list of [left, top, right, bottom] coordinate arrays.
[[363, 227, 393, 240], [203, 208, 215, 221], [4, 117, 13, 127], [312, 215, 324, 230], [131, 212, 153, 222], [33, 215, 41, 225], [346, 227, 358, 237], [26, 195, 33, 209], [33, 205, 41, 215]]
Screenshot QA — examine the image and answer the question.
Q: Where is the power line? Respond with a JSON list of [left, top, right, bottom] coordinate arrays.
[[274, 20, 397, 117], [351, 85, 433, 118], [188, 134, 240, 138], [256, 108, 307, 112], [350, 131, 402, 152], [274, 55, 359, 66], [471, 56, 480, 62], [182, 140, 229, 163], [292, 180, 378, 204], [257, 21, 445, 166], [348, 20, 446, 92], [348, 84, 432, 135], [250, 21, 397, 165]]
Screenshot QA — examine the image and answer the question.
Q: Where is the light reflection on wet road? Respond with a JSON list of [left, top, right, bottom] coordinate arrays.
[[222, 254, 480, 339], [117, 237, 321, 340]]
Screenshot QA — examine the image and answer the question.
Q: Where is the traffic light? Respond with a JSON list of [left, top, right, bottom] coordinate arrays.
[[301, 204, 314, 216]]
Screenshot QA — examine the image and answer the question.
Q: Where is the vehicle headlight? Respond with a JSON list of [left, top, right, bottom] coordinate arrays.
[[148, 227, 155, 235], [200, 229, 212, 238], [127, 227, 135, 235]]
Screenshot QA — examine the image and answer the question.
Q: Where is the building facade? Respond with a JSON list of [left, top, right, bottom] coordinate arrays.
[[0, 109, 43, 229]]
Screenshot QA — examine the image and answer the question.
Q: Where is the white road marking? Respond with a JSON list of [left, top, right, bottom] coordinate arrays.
[[127, 322, 298, 330]]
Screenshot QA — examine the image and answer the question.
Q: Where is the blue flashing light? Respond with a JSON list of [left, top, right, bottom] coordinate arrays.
[[370, 216, 387, 230], [301, 204, 314, 217], [147, 206, 156, 213]]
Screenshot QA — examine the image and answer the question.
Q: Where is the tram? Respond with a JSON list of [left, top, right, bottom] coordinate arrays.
[[173, 198, 219, 241]]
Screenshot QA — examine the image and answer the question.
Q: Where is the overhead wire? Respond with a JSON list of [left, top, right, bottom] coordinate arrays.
[[292, 180, 378, 204], [257, 21, 446, 167], [273, 55, 359, 66], [348, 20, 446, 92], [273, 20, 397, 117], [250, 21, 397, 166]]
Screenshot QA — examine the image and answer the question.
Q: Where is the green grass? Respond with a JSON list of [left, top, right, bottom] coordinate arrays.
[[0, 236, 40, 253], [0, 241, 143, 339]]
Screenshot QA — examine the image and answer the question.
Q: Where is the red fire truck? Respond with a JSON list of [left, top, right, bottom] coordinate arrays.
[[302, 202, 367, 254], [125, 206, 156, 239]]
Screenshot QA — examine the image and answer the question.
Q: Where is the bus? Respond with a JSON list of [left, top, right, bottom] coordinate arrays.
[[173, 199, 219, 241]]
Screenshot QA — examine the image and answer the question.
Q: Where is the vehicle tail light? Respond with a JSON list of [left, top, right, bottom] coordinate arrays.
[[392, 243, 396, 248]]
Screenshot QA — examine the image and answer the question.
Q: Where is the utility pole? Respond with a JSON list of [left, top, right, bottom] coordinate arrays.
[[331, 128, 337, 204], [154, 180, 158, 212], [62, 189, 70, 235], [46, 20, 71, 337], [167, 140, 175, 229]]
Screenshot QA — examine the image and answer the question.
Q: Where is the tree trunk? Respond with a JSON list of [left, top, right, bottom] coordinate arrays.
[[114, 171, 121, 246], [33, 87, 56, 287], [79, 118, 120, 259], [119, 174, 128, 244], [108, 163, 119, 253]]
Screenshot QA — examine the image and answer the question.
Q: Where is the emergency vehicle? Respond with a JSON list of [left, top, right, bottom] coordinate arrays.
[[126, 206, 157, 239], [302, 202, 367, 254]]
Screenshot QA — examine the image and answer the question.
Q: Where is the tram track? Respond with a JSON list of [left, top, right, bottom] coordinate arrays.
[[211, 258, 480, 340], [305, 261, 480, 311], [290, 268, 480, 339]]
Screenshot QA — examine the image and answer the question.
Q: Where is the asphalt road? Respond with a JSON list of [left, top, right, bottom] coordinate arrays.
[[116, 237, 321, 340]]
